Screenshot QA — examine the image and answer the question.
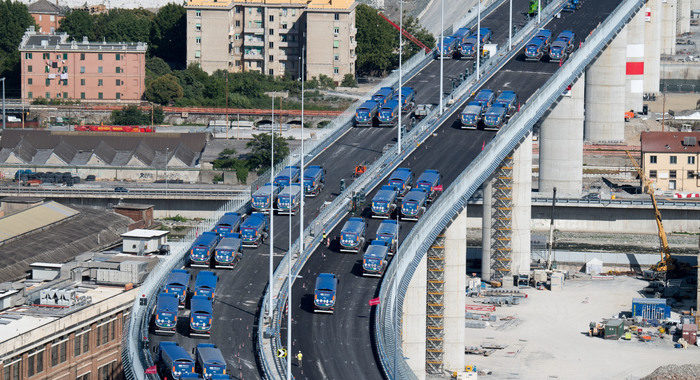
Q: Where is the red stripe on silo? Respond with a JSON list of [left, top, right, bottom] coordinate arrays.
[[626, 62, 644, 75]]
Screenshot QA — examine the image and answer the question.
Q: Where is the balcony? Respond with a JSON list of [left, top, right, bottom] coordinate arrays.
[[244, 27, 264, 35], [243, 50, 264, 60], [244, 37, 265, 46]]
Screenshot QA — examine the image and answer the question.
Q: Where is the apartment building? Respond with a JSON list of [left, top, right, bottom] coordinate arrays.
[[19, 27, 146, 102], [641, 131, 700, 192], [27, 0, 67, 35], [186, 0, 357, 82]]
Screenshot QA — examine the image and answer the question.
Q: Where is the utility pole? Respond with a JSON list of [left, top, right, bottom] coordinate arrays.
[[546, 187, 557, 270], [509, 0, 513, 50], [398, 0, 403, 153], [1, 78, 6, 131], [226, 73, 229, 139], [476, 0, 481, 79], [150, 102, 154, 127], [439, 0, 444, 114], [538, 0, 541, 24]]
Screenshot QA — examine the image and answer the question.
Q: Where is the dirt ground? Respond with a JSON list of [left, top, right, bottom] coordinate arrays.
[[465, 277, 700, 379]]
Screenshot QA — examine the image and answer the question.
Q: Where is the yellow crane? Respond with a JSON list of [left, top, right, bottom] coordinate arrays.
[[626, 151, 673, 278]]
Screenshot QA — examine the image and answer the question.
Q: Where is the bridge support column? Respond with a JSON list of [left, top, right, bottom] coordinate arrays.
[[481, 180, 493, 282], [402, 254, 426, 380], [584, 26, 627, 143], [644, 0, 662, 93], [442, 208, 466, 374], [677, 0, 691, 35], [661, 0, 677, 55], [625, 9, 645, 113], [538, 74, 584, 198], [511, 131, 532, 280]]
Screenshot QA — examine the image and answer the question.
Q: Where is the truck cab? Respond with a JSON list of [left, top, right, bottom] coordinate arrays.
[[214, 234, 242, 268], [195, 344, 228, 379], [276, 184, 302, 215], [189, 295, 213, 337], [563, 0, 581, 11], [251, 183, 281, 212], [303, 165, 325, 196], [494, 90, 517, 111], [375, 220, 399, 254], [401, 188, 429, 221], [240, 212, 269, 248], [154, 292, 179, 334], [194, 271, 218, 299], [377, 100, 400, 127], [164, 269, 190, 308], [388, 168, 414, 198], [363, 241, 390, 277], [371, 185, 399, 218], [474, 27, 492, 44], [451, 27, 471, 45], [159, 341, 195, 379], [434, 36, 457, 59], [355, 100, 379, 127], [474, 89, 495, 114], [274, 165, 301, 188], [391, 87, 416, 113], [189, 231, 220, 267], [213, 212, 243, 236], [415, 169, 442, 202], [458, 36, 479, 59], [372, 87, 394, 105], [524, 29, 552, 61], [339, 217, 366, 253], [460, 102, 483, 129], [549, 31, 575, 61], [313, 273, 338, 313], [483, 105, 508, 131]]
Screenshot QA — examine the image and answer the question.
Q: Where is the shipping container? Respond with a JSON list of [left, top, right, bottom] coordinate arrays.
[[604, 319, 624, 340], [631, 298, 670, 320], [682, 324, 697, 345]]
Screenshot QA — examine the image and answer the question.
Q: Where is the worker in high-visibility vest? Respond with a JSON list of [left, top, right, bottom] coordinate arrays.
[[296, 351, 303, 368]]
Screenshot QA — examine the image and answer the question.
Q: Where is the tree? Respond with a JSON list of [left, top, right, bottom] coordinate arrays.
[[58, 9, 96, 41], [145, 73, 184, 105], [401, 16, 435, 59], [246, 133, 290, 173], [0, 0, 35, 91], [95, 9, 153, 44], [341, 74, 358, 87], [146, 56, 172, 79], [111, 105, 163, 125], [150, 4, 186, 65]]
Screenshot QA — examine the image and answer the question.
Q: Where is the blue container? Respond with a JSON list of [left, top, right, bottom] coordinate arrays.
[[631, 298, 670, 320]]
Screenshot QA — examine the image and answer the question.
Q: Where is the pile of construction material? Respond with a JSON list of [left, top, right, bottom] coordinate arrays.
[[642, 364, 700, 380]]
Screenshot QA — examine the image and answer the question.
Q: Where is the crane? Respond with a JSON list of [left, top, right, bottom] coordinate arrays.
[[625, 151, 673, 279], [377, 12, 432, 53]]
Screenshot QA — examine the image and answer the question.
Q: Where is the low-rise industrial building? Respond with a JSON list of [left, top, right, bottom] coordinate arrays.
[[121, 229, 168, 254], [641, 131, 700, 192]]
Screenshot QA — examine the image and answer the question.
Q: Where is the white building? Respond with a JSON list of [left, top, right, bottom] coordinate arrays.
[[121, 229, 168, 254]]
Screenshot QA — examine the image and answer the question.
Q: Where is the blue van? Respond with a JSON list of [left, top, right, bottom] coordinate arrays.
[[377, 100, 400, 127], [483, 105, 508, 131], [240, 212, 268, 248], [388, 168, 414, 198], [458, 35, 479, 59], [372, 87, 394, 105], [164, 269, 190, 308], [194, 271, 218, 299], [339, 217, 366, 253], [363, 241, 390, 277], [274, 165, 301, 188], [415, 169, 442, 202], [549, 30, 575, 61], [214, 234, 242, 268], [524, 29, 552, 61], [375, 220, 399, 254], [313, 273, 338, 313], [460, 102, 483, 129], [371, 185, 399, 218], [212, 212, 243, 236], [494, 90, 517, 111], [154, 292, 179, 334], [303, 165, 325, 196], [401, 188, 429, 221], [252, 183, 281, 212], [276, 184, 302, 215], [159, 341, 195, 379], [355, 100, 379, 126], [474, 89, 495, 113], [189, 231, 220, 267], [195, 344, 227, 379], [434, 36, 457, 59], [390, 87, 415, 112], [190, 295, 214, 337]]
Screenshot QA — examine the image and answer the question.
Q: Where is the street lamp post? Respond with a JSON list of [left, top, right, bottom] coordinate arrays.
[[439, 0, 444, 114], [509, 0, 513, 50], [268, 95, 275, 320], [398, 0, 403, 153], [1, 77, 5, 131], [477, 0, 481, 79]]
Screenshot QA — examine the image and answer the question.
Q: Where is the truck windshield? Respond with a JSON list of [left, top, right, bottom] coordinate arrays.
[[253, 195, 268, 205], [416, 181, 432, 191], [341, 232, 357, 243], [389, 179, 404, 189], [403, 201, 418, 211], [364, 258, 381, 269], [373, 200, 387, 209], [241, 227, 256, 239]]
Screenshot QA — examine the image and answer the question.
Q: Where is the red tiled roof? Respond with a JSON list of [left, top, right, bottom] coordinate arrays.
[[640, 131, 700, 154]]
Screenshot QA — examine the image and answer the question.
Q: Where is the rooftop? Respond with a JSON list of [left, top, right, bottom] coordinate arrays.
[[0, 201, 79, 243], [114, 203, 154, 211], [186, 0, 354, 10], [641, 131, 700, 154], [121, 229, 169, 239], [19, 27, 147, 52], [27, 0, 68, 15]]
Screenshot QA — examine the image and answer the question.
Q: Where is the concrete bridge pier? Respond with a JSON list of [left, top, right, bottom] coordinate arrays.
[[644, 0, 662, 93], [625, 10, 645, 113]]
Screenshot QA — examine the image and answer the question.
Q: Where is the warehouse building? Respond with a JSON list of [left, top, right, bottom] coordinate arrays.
[[641, 131, 700, 192]]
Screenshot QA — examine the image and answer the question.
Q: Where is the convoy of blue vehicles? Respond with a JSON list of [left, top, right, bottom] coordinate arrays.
[[355, 86, 416, 127], [158, 341, 229, 379], [434, 26, 492, 60], [460, 89, 518, 130]]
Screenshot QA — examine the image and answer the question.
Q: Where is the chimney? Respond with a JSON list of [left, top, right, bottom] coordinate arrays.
[[82, 36, 88, 44]]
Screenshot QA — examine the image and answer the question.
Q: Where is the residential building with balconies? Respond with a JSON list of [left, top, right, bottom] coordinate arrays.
[[641, 131, 700, 193]]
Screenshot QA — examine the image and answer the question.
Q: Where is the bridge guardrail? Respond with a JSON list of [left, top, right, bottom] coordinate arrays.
[[374, 0, 646, 378], [0, 186, 247, 198]]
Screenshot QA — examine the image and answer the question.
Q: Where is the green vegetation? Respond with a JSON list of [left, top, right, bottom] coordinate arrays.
[[31, 98, 80, 105], [355, 4, 435, 76], [110, 105, 164, 125], [341, 74, 358, 87], [163, 214, 188, 222], [212, 133, 290, 177], [212, 173, 223, 183], [0, 1, 35, 95]]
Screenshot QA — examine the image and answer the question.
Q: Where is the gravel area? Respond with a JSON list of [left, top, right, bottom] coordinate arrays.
[[642, 364, 700, 380]]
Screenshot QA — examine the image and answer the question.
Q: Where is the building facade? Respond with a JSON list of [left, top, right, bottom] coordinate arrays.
[[185, 0, 356, 81], [641, 131, 700, 192], [19, 28, 146, 102], [27, 0, 67, 35]]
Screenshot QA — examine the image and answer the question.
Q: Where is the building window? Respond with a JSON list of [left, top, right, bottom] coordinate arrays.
[[80, 92, 85, 99], [669, 180, 676, 190], [292, 9, 296, 16], [98, 53, 103, 60], [75, 329, 90, 357], [269, 15, 274, 22], [81, 78, 85, 86], [116, 67, 122, 73], [333, 40, 339, 48], [334, 54, 339, 61], [45, 78, 50, 86], [51, 339, 67, 366], [195, 10, 201, 17], [98, 362, 117, 380], [28, 65, 32, 72], [28, 78, 32, 85], [80, 53, 85, 60], [50, 15, 55, 21], [334, 27, 339, 35], [670, 155, 677, 164], [27, 92, 32, 98], [77, 373, 90, 380], [80, 66, 85, 73], [649, 170, 657, 178], [62, 79, 68, 86], [269, 55, 274, 61], [269, 42, 274, 48], [116, 79, 121, 86], [116, 53, 121, 61], [269, 29, 274, 35], [45, 66, 49, 73], [670, 170, 677, 178], [98, 79, 103, 86], [25, 52, 32, 59], [27, 348, 44, 377], [236, 6, 241, 13], [45, 92, 50, 99], [334, 67, 339, 74], [235, 20, 240, 27], [235, 60, 241, 66], [43, 53, 49, 59], [282, 8, 288, 16], [195, 37, 201, 44], [3, 357, 21, 380], [334, 13, 340, 21], [235, 34, 240, 40], [688, 170, 695, 179], [62, 53, 67, 60], [196, 23, 202, 31], [63, 91, 68, 98], [689, 156, 696, 164], [195, 50, 201, 58], [257, 7, 262, 13], [269, 69, 274, 75], [98, 66, 103, 73], [116, 92, 121, 100], [282, 23, 287, 29], [98, 92, 103, 99]]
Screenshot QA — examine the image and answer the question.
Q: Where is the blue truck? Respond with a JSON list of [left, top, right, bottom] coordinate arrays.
[[549, 30, 575, 62], [212, 212, 243, 236], [451, 27, 471, 45], [415, 169, 442, 202], [355, 100, 379, 127], [563, 0, 581, 11], [339, 217, 366, 253], [388, 168, 414, 198], [274, 165, 301, 188], [377, 99, 400, 127], [189, 231, 220, 267], [494, 90, 518, 111], [458, 36, 479, 59], [372, 87, 394, 105], [159, 341, 196, 379], [276, 183, 302, 215], [391, 87, 416, 113], [313, 273, 338, 313], [251, 183, 281, 212], [524, 29, 552, 61], [214, 234, 242, 268], [434, 36, 457, 59], [474, 89, 495, 113], [195, 344, 228, 379], [194, 271, 218, 299], [460, 102, 483, 129], [371, 185, 399, 219], [189, 295, 214, 337], [375, 220, 399, 254], [401, 188, 429, 221], [303, 165, 325, 196], [164, 269, 190, 308], [362, 241, 390, 277], [240, 212, 269, 248], [475, 27, 492, 44], [153, 292, 179, 334], [483, 104, 509, 131]]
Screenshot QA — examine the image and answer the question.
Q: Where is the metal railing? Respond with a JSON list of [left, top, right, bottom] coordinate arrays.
[[374, 0, 645, 378], [0, 186, 247, 198]]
